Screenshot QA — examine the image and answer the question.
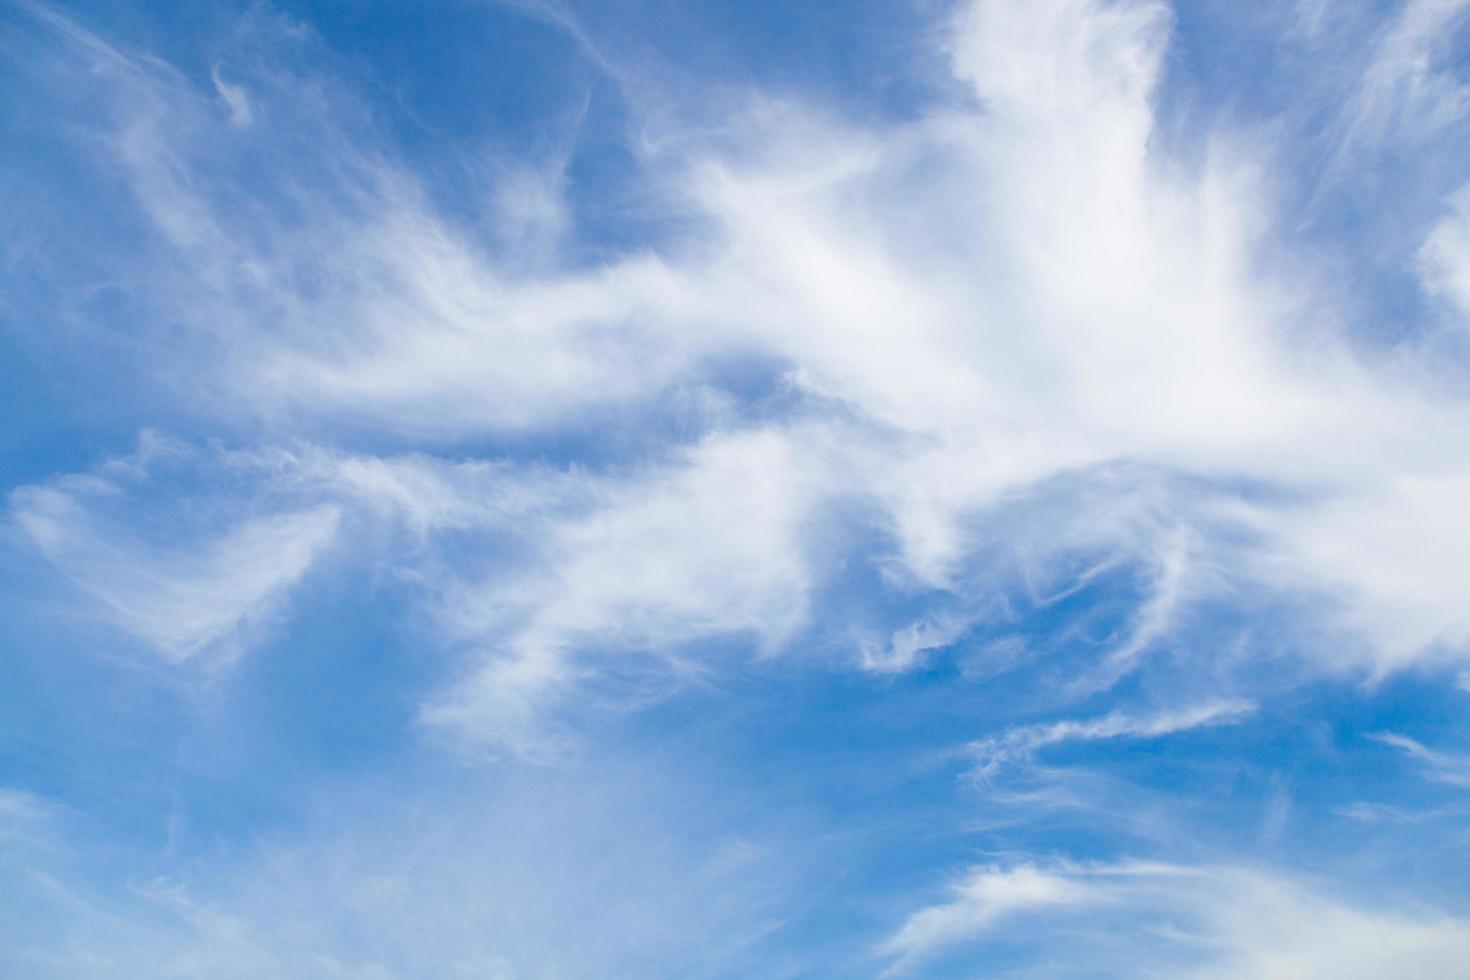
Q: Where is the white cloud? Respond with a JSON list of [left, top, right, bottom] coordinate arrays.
[[879, 863, 1099, 973], [422, 426, 819, 755], [1420, 185, 1470, 321], [1253, 474, 1470, 672], [950, 0, 1170, 117], [968, 700, 1257, 776], [14, 0, 1470, 748], [210, 66, 253, 129], [881, 861, 1470, 978], [1183, 870, 1470, 980], [10, 456, 339, 666], [1352, 0, 1470, 145], [9, 2, 1470, 973], [7, 429, 818, 752], [860, 614, 972, 674], [1371, 731, 1470, 789]]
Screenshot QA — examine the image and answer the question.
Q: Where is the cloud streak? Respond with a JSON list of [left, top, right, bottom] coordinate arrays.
[[968, 700, 1257, 777], [881, 861, 1470, 978]]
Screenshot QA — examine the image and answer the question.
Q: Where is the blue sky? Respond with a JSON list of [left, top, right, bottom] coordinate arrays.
[[4, 0, 1470, 976]]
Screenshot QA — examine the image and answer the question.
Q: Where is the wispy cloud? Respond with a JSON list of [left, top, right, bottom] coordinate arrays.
[[5, 0, 1470, 974], [10, 0, 1470, 751], [968, 700, 1257, 776], [1351, 0, 1470, 147], [880, 861, 1470, 978], [11, 451, 339, 666], [1371, 731, 1470, 789], [0, 763, 799, 980], [879, 863, 1101, 974]]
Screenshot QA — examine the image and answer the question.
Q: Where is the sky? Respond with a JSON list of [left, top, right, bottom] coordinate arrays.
[[3, 0, 1470, 976]]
